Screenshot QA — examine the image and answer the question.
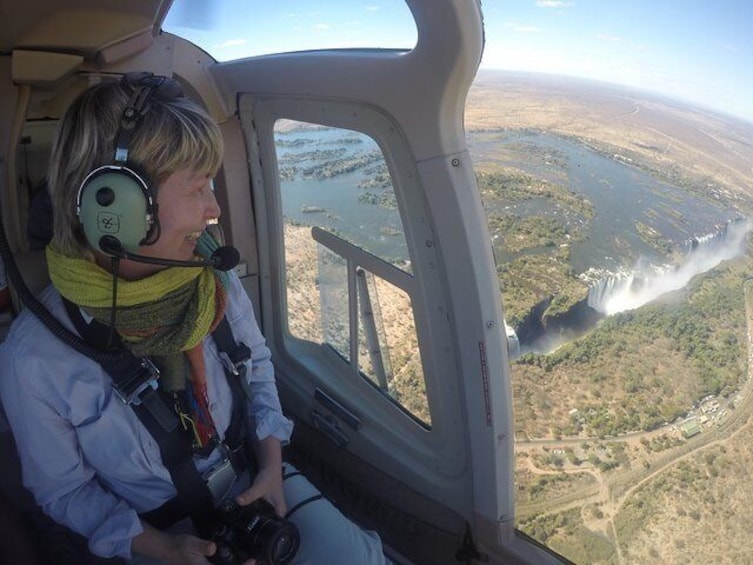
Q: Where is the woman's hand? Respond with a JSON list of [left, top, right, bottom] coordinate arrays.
[[160, 533, 217, 564], [235, 436, 286, 516], [235, 461, 286, 517], [132, 523, 217, 565], [229, 437, 285, 565]]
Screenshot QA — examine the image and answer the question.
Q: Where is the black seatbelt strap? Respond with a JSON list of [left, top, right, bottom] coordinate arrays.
[[146, 317, 254, 532], [61, 299, 252, 532], [211, 317, 252, 456], [62, 298, 214, 530]]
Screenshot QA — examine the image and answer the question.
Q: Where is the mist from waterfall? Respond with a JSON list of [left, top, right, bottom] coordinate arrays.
[[586, 218, 752, 316]]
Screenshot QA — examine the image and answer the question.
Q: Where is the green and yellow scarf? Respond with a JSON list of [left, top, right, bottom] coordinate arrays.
[[47, 232, 230, 448]]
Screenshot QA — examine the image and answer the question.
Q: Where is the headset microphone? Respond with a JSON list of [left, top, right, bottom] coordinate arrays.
[[99, 235, 240, 272]]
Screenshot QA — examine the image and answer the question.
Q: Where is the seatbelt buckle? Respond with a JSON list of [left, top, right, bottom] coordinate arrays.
[[203, 445, 239, 505], [218, 342, 251, 376], [115, 358, 160, 406]]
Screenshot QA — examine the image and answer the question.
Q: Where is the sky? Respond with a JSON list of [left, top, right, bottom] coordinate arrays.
[[164, 1, 753, 123]]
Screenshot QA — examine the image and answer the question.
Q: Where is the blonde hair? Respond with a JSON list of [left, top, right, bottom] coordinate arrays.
[[48, 78, 224, 257]]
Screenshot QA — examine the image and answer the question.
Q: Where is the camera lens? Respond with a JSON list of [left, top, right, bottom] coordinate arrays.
[[248, 517, 299, 564], [268, 526, 299, 563]]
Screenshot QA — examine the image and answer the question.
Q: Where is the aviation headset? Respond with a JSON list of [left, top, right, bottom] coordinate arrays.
[[75, 72, 185, 254]]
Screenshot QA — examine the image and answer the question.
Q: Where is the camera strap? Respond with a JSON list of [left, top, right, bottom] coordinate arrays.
[[62, 298, 252, 532]]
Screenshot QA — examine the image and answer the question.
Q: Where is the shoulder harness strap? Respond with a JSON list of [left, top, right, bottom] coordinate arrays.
[[211, 316, 252, 453], [61, 299, 252, 531]]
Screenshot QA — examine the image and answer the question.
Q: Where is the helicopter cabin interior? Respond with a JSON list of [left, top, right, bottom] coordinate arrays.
[[0, 1, 573, 563]]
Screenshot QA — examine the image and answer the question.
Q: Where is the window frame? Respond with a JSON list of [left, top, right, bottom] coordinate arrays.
[[242, 93, 469, 482]]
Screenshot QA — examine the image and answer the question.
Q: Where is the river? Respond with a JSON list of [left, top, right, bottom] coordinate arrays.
[[467, 130, 734, 274], [276, 125, 743, 295]]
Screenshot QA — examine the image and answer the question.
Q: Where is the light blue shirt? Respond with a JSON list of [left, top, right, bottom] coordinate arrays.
[[0, 272, 293, 559]]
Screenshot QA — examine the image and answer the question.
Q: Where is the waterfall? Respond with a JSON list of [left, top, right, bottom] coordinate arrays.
[[585, 217, 752, 315], [504, 320, 521, 359]]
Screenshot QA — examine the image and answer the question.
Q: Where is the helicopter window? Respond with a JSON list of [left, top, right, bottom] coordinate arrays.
[[274, 120, 430, 425], [163, 0, 418, 62]]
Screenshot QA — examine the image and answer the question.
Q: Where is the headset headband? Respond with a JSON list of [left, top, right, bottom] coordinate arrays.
[[113, 72, 185, 163]]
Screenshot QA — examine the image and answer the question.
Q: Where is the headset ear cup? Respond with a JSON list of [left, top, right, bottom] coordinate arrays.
[[77, 166, 155, 254]]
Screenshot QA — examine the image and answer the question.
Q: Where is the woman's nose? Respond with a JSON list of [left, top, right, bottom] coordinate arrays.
[[204, 187, 221, 218]]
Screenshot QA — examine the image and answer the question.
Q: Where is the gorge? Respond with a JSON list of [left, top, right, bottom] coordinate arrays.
[[509, 217, 752, 356]]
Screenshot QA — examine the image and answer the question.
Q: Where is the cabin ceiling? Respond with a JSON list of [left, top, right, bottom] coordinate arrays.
[[0, 0, 170, 59]]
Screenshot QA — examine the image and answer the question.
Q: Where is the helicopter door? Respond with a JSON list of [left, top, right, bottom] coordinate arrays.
[[230, 92, 479, 561]]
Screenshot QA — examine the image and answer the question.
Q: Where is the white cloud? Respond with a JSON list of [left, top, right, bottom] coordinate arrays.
[[366, 5, 380, 12], [504, 21, 542, 33], [214, 39, 247, 49], [597, 33, 621, 42], [536, 1, 574, 8], [315, 23, 331, 30]]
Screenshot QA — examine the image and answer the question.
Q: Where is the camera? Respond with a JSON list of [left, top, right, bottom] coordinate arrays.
[[210, 498, 300, 565]]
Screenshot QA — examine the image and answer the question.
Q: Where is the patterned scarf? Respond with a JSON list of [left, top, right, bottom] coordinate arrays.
[[47, 232, 229, 448]]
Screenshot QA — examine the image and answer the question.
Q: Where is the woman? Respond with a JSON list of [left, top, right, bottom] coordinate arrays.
[[0, 74, 385, 564]]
